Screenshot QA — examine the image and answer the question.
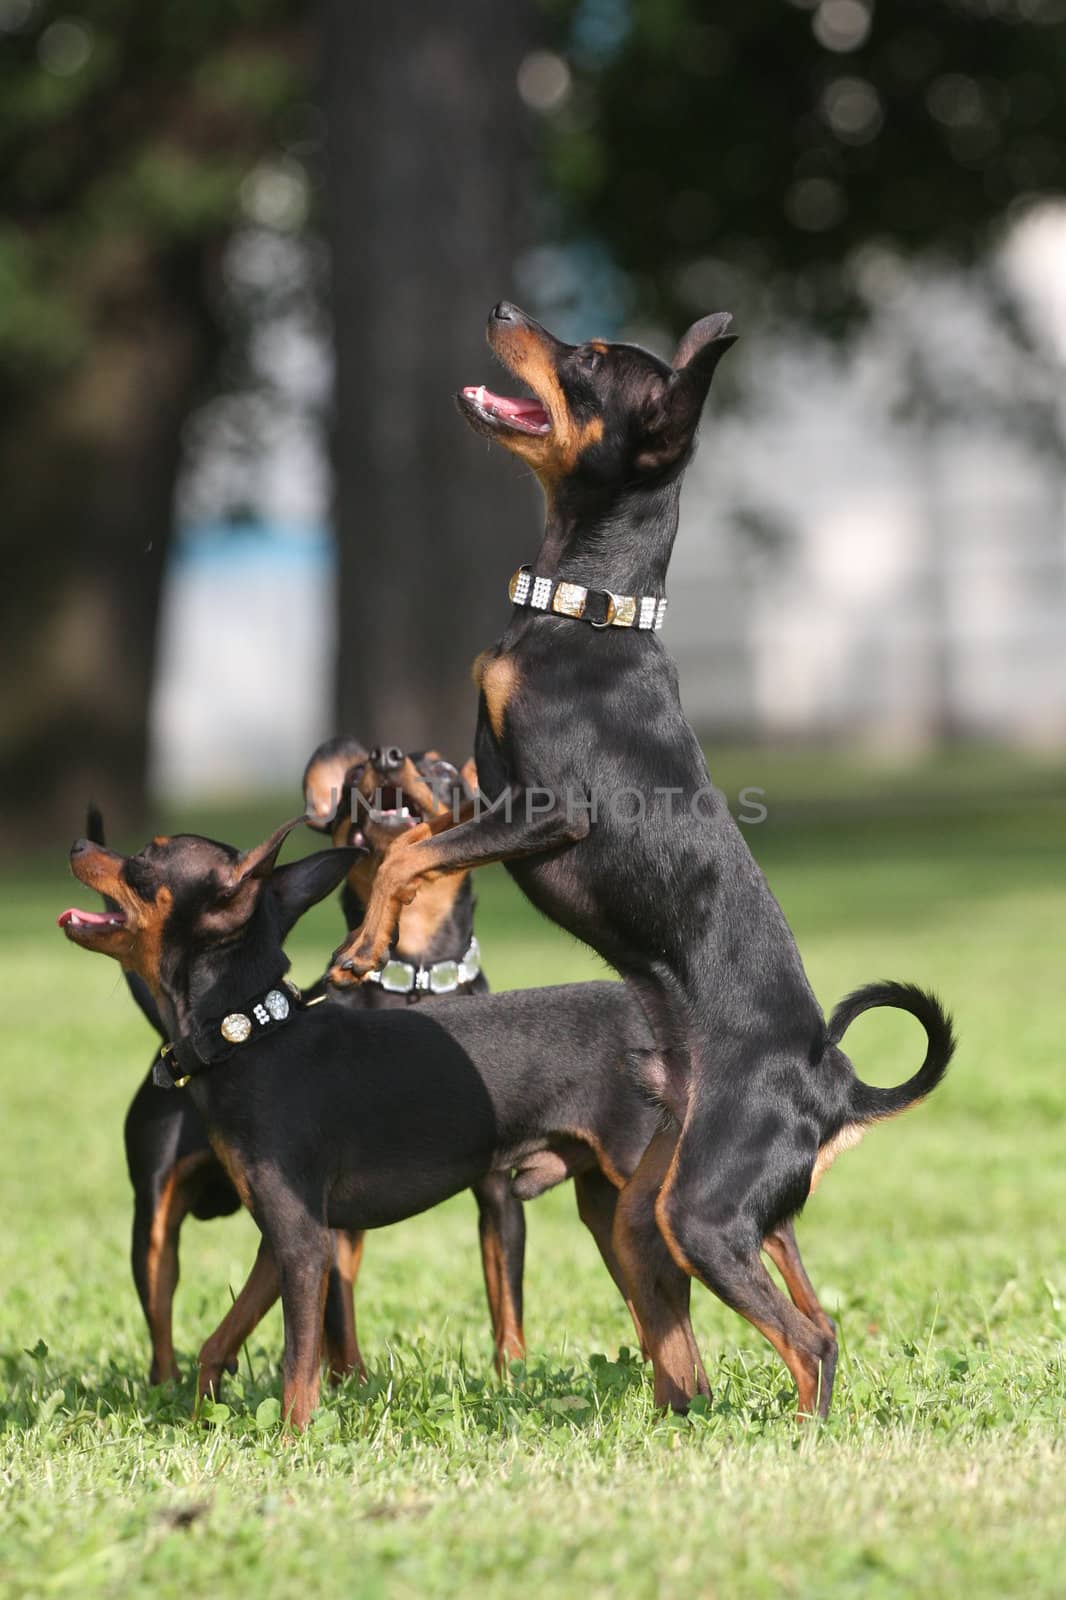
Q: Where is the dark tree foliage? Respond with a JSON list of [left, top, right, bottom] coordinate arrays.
[[0, 0, 308, 837], [545, 0, 1066, 324]]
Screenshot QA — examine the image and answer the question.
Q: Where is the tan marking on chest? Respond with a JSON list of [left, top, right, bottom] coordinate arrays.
[[394, 870, 467, 958], [477, 653, 519, 741], [809, 1122, 866, 1195]]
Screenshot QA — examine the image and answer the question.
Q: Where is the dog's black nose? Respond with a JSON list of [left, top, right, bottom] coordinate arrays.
[[491, 301, 517, 323], [70, 837, 91, 856], [370, 746, 404, 773]]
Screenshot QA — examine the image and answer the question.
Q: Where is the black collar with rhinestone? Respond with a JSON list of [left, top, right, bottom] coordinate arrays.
[[508, 565, 667, 631], [154, 975, 318, 1089]]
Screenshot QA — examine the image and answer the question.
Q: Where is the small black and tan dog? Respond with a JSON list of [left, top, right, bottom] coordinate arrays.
[[60, 819, 663, 1429], [328, 302, 956, 1420], [107, 737, 528, 1390]]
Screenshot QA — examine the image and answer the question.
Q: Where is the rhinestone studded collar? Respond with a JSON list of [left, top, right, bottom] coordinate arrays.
[[508, 565, 667, 631], [154, 974, 316, 1089], [363, 937, 481, 998]]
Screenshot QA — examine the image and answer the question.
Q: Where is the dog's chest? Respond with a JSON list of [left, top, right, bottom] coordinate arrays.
[[473, 650, 519, 742]]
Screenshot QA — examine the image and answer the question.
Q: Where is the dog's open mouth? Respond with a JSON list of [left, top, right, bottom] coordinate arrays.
[[58, 906, 127, 942], [362, 783, 424, 835], [460, 385, 550, 435]]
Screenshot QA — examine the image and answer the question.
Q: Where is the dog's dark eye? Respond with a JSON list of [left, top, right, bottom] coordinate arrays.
[[576, 347, 602, 373], [124, 857, 157, 898]]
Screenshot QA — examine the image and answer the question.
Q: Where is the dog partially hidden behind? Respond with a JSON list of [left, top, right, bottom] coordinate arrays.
[[103, 736, 519, 1390]]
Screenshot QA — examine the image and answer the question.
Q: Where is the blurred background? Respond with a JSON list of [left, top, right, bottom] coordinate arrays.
[[1, 0, 1065, 841]]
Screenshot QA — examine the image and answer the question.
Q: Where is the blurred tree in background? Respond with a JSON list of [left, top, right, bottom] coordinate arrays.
[[544, 0, 1066, 327], [2, 0, 1065, 836], [325, 0, 537, 768], [0, 0, 308, 836]]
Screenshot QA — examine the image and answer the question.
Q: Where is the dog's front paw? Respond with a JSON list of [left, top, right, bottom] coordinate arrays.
[[327, 936, 382, 988]]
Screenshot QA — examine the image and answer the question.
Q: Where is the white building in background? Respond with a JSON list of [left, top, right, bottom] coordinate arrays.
[[151, 212, 1066, 799], [150, 522, 335, 802]]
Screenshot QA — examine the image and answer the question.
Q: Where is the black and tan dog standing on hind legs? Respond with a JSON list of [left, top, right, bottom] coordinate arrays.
[[329, 302, 956, 1422]]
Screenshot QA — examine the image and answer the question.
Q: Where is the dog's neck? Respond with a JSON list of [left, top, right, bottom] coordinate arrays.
[[152, 903, 289, 1046], [533, 475, 683, 598]]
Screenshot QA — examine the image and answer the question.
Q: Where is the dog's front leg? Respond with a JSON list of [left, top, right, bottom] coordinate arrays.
[[277, 1227, 333, 1432], [197, 1236, 281, 1405], [328, 791, 588, 984]]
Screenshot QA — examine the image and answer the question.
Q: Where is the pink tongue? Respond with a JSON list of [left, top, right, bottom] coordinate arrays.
[[463, 387, 549, 427], [493, 394, 545, 419], [58, 907, 118, 927]]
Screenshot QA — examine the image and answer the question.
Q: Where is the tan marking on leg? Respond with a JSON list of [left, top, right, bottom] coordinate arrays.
[[615, 1130, 708, 1410], [558, 1127, 627, 1191], [651, 1134, 696, 1279], [574, 1169, 646, 1355], [144, 1168, 180, 1381], [763, 1223, 836, 1340], [658, 1142, 836, 1423], [324, 1231, 366, 1384], [480, 1226, 525, 1373], [143, 1150, 210, 1382], [745, 1311, 828, 1421], [197, 1243, 281, 1402]]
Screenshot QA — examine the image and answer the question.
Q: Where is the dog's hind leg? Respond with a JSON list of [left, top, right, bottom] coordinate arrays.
[[131, 1159, 202, 1384], [658, 1139, 837, 1421], [613, 1130, 709, 1410], [474, 1173, 526, 1372], [323, 1230, 366, 1384], [763, 1220, 836, 1341], [573, 1168, 647, 1357]]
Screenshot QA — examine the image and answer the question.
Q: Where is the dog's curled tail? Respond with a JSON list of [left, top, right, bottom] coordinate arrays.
[[828, 980, 955, 1123], [85, 803, 166, 1041]]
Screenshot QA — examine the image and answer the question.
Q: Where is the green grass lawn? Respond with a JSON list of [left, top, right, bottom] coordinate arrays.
[[1, 753, 1064, 1597]]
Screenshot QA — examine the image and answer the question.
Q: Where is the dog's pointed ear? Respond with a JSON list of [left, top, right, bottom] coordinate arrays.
[[228, 816, 307, 891], [270, 846, 366, 935], [672, 311, 736, 375], [198, 816, 308, 937], [638, 312, 737, 472], [303, 736, 367, 830]]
